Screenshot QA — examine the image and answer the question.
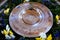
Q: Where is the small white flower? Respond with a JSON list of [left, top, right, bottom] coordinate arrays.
[[6, 24, 10, 32], [1, 31, 3, 34], [5, 35, 11, 39], [11, 35, 15, 38], [57, 20, 60, 24], [39, 32, 47, 38]]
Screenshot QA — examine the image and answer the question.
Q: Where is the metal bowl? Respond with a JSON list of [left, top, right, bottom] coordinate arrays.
[[9, 2, 53, 37]]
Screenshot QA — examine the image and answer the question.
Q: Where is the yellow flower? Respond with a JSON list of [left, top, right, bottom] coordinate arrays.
[[1, 29, 9, 35], [35, 37, 42, 40], [4, 8, 10, 15], [9, 30, 13, 36], [36, 37, 46, 40], [47, 34, 52, 40], [56, 15, 60, 24], [56, 15, 59, 22]]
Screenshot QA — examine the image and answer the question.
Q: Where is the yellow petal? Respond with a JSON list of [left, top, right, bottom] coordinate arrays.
[[56, 15, 59, 21], [3, 29, 8, 35], [47, 34, 52, 40], [4, 8, 10, 15], [35, 38, 42, 40], [9, 30, 13, 36]]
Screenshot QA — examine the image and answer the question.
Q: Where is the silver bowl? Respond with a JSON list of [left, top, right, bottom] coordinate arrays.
[[9, 2, 53, 37]]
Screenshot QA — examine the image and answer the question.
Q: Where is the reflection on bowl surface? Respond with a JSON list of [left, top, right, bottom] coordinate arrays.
[[9, 2, 53, 37]]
